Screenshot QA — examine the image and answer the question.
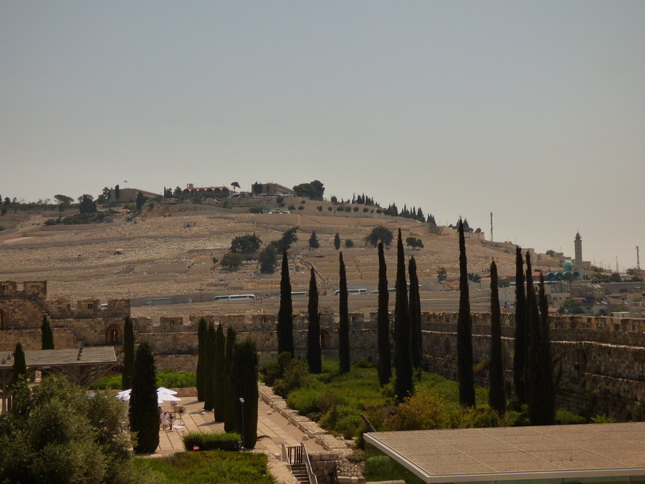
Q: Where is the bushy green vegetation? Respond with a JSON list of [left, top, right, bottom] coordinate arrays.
[[133, 450, 275, 484], [262, 357, 588, 441], [182, 432, 241, 451], [90, 371, 196, 390], [0, 375, 147, 484]]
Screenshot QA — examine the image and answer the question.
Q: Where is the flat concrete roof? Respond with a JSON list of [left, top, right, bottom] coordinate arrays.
[[0, 347, 117, 369], [365, 422, 645, 483]]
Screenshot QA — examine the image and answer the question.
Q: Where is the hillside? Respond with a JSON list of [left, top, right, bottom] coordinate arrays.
[[0, 199, 564, 315]]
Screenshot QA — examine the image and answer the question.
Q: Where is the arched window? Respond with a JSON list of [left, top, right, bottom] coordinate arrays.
[[105, 324, 122, 344]]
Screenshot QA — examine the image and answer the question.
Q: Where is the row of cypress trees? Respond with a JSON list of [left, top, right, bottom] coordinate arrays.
[[277, 222, 554, 421], [195, 319, 259, 448], [278, 229, 423, 404], [457, 218, 555, 423]]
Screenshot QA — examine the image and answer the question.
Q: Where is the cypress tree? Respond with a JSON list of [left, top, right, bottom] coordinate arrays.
[[489, 260, 506, 414], [41, 315, 54, 350], [223, 327, 237, 433], [394, 229, 414, 403], [527, 272, 556, 425], [307, 268, 322, 374], [408, 256, 422, 371], [122, 316, 135, 390], [196, 317, 208, 401], [309, 230, 320, 250], [513, 247, 527, 403], [129, 342, 159, 454], [277, 250, 294, 356], [10, 343, 27, 391], [538, 273, 556, 423], [338, 252, 351, 374], [524, 252, 536, 403], [203, 322, 216, 411], [377, 242, 392, 386], [213, 323, 226, 421], [457, 219, 476, 407], [334, 232, 341, 250], [230, 338, 259, 449]]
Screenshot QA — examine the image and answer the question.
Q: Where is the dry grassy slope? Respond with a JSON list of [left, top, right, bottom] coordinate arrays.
[[0, 201, 560, 305]]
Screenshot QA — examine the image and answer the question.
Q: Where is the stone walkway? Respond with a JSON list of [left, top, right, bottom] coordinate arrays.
[[154, 394, 327, 483], [156, 397, 326, 456]]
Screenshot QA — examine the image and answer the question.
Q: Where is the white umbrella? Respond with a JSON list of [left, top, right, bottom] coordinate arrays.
[[116, 388, 181, 404], [157, 387, 178, 395]]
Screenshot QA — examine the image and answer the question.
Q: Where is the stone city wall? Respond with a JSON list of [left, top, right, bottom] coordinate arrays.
[[1, 282, 644, 420]]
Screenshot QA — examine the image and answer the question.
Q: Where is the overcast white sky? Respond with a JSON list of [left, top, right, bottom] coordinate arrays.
[[1, 1, 643, 270]]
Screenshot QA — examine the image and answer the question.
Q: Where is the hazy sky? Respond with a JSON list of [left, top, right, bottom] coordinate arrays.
[[1, 1, 643, 270]]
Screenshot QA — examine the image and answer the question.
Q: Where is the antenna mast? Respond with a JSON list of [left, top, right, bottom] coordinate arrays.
[[637, 246, 641, 272]]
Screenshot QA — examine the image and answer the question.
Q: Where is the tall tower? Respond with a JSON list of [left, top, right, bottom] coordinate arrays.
[[574, 232, 583, 268]]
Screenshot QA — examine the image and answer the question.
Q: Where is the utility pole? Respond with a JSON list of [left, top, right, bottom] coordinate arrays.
[[490, 212, 493, 242]]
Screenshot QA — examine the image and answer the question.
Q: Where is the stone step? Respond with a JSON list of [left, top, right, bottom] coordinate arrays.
[[290, 464, 310, 484]]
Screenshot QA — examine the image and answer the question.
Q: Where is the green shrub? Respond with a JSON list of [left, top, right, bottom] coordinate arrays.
[[385, 394, 451, 431], [454, 405, 501, 428], [90, 372, 196, 390], [260, 353, 292, 386], [319, 404, 362, 437], [249, 206, 263, 214], [590, 415, 616, 423], [157, 371, 196, 388], [287, 388, 322, 417], [89, 374, 122, 390], [182, 432, 241, 451], [555, 410, 586, 425], [501, 410, 529, 427], [336, 413, 364, 439], [273, 358, 310, 397]]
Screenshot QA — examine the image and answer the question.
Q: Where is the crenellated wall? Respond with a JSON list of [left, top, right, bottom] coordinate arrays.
[[2, 281, 645, 420]]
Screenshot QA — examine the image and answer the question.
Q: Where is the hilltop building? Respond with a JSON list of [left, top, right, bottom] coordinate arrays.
[[251, 182, 294, 197], [108, 187, 161, 203], [180, 183, 231, 198]]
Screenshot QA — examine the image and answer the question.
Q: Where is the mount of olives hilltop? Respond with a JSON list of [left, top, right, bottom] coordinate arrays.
[[0, 199, 564, 315]]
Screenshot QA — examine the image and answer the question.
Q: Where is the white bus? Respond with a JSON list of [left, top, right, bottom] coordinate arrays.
[[147, 297, 173, 306], [334, 288, 368, 296], [213, 294, 255, 301]]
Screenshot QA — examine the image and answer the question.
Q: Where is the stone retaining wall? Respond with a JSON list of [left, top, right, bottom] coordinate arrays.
[[258, 383, 364, 484]]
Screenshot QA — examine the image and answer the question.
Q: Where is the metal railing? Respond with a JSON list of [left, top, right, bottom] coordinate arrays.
[[282, 443, 318, 484], [301, 443, 319, 484]]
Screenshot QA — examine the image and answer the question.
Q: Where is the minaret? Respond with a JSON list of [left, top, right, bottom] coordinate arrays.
[[574, 232, 583, 268]]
